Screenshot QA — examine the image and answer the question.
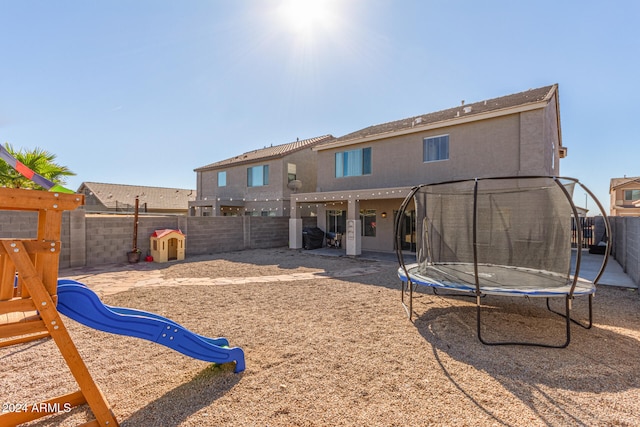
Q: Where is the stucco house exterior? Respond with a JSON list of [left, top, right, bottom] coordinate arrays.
[[78, 182, 196, 215], [289, 84, 566, 255], [610, 176, 640, 216], [190, 135, 334, 217]]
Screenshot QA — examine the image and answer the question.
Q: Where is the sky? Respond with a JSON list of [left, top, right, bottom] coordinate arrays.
[[1, 0, 638, 213]]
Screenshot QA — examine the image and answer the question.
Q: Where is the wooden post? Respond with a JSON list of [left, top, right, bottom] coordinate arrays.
[[133, 196, 139, 251]]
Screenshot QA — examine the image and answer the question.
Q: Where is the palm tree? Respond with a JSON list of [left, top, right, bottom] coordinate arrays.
[[0, 143, 75, 190]]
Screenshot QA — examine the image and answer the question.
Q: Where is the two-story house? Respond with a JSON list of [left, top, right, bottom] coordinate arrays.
[[190, 135, 334, 217], [289, 84, 566, 255], [610, 176, 640, 216]]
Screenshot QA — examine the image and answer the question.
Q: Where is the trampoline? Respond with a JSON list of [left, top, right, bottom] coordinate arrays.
[[395, 176, 611, 348]]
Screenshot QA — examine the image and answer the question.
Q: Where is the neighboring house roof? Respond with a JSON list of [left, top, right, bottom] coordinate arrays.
[[194, 134, 335, 171], [316, 84, 558, 149], [78, 182, 196, 211], [610, 176, 640, 190]]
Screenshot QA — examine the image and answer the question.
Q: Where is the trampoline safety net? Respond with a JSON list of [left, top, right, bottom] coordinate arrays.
[[413, 177, 580, 293]]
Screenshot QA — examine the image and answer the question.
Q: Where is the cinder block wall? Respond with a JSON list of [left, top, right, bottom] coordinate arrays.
[[248, 217, 289, 249], [85, 215, 134, 265], [611, 216, 639, 286], [0, 211, 38, 238], [187, 216, 245, 254], [82, 215, 183, 265], [3, 208, 639, 285], [185, 216, 290, 254]]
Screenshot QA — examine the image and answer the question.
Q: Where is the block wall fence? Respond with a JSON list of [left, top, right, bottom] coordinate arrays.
[[610, 216, 640, 287], [0, 210, 318, 268], [0, 209, 637, 286]]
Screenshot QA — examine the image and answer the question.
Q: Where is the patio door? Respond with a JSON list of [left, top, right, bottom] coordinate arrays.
[[326, 210, 346, 234], [394, 209, 416, 252]]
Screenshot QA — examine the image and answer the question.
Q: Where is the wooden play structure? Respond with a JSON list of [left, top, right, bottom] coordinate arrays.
[[150, 229, 185, 263], [0, 188, 119, 426]]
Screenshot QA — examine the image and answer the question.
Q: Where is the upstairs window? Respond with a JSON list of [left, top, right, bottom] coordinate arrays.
[[288, 163, 297, 182], [217, 171, 227, 187], [423, 135, 449, 162], [335, 147, 372, 177], [624, 189, 640, 201], [247, 165, 269, 187]]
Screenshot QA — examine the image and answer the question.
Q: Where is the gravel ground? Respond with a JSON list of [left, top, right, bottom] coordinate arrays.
[[2, 248, 640, 426]]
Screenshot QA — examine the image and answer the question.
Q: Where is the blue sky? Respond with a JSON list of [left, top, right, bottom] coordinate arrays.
[[1, 0, 638, 212]]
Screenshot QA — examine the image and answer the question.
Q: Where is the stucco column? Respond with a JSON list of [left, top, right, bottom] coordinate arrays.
[[345, 199, 361, 256], [289, 199, 303, 249], [316, 205, 327, 232]]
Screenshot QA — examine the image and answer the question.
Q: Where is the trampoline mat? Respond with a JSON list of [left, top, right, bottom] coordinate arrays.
[[398, 263, 595, 297]]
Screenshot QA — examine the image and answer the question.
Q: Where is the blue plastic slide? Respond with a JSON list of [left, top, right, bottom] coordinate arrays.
[[56, 279, 245, 373]]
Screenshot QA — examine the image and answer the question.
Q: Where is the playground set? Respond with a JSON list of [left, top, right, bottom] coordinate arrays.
[[0, 148, 244, 426]]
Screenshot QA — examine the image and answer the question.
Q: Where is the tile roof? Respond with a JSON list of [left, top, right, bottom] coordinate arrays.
[[324, 84, 557, 145], [195, 134, 335, 171], [78, 182, 196, 211], [610, 176, 640, 190]]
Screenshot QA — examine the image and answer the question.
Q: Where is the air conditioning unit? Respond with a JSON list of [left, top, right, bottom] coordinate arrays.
[[615, 200, 624, 206]]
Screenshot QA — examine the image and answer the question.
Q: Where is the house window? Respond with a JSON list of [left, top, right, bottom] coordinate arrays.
[[247, 165, 269, 187], [288, 163, 297, 182], [360, 209, 376, 237], [217, 171, 227, 187], [335, 147, 372, 177], [624, 189, 640, 201], [423, 135, 449, 162]]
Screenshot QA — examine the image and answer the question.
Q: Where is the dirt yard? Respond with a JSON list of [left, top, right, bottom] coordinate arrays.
[[2, 248, 639, 426]]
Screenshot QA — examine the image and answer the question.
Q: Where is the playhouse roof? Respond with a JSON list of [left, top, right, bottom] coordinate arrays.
[[151, 229, 185, 239]]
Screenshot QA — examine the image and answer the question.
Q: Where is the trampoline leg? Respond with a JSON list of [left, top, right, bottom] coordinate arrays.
[[476, 295, 571, 348], [401, 279, 413, 320], [546, 294, 593, 329]]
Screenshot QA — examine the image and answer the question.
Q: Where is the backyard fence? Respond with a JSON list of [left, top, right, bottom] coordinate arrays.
[[0, 209, 318, 268], [0, 209, 636, 287], [571, 216, 595, 248], [610, 216, 640, 286]]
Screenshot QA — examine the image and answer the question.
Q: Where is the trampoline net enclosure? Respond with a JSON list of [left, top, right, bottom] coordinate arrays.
[[396, 176, 611, 347], [402, 176, 604, 296]]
